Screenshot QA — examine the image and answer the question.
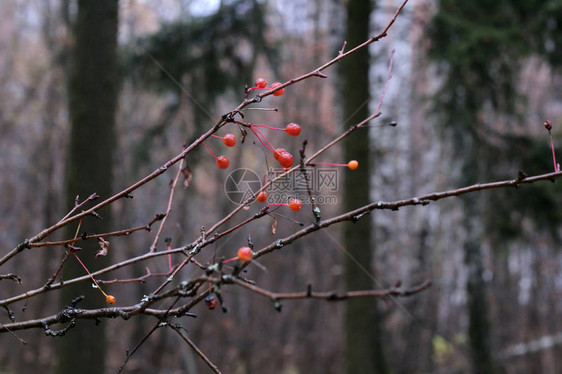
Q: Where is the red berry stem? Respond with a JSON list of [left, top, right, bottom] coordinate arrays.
[[251, 124, 285, 131], [313, 162, 348, 167], [202, 141, 218, 160], [210, 134, 223, 139], [264, 199, 303, 212], [247, 86, 268, 92], [72, 252, 111, 299], [250, 127, 277, 153], [311, 160, 358, 169], [264, 203, 288, 209], [223, 256, 238, 264]]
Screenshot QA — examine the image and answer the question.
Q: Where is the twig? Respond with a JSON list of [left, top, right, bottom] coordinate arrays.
[[168, 323, 223, 374], [375, 49, 395, 113], [0, 274, 22, 284], [58, 193, 99, 223], [226, 276, 431, 303], [150, 159, 184, 252], [29, 215, 163, 248], [96, 267, 175, 285], [117, 296, 182, 374]]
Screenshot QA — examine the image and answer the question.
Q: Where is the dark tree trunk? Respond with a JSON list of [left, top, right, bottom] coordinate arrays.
[[56, 1, 119, 373], [341, 0, 388, 373], [465, 201, 495, 374]]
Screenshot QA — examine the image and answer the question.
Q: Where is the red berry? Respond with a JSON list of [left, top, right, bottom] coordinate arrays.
[[256, 191, 267, 203], [223, 134, 236, 147], [288, 199, 303, 212], [255, 78, 267, 88], [273, 148, 287, 161], [106, 295, 116, 304], [205, 295, 218, 310], [216, 156, 230, 169], [285, 123, 301, 136], [278, 151, 293, 168], [348, 160, 359, 170], [237, 246, 253, 262], [270, 82, 284, 96]]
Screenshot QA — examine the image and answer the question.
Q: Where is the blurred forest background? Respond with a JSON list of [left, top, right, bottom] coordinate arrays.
[[1, 0, 562, 373]]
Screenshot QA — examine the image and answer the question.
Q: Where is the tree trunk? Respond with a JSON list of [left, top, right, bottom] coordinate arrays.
[[56, 1, 119, 373], [464, 200, 495, 374], [341, 0, 388, 373]]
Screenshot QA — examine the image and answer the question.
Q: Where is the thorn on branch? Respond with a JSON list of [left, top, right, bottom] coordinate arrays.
[[352, 212, 370, 222], [327, 291, 342, 301], [90, 211, 103, 219], [517, 170, 528, 182], [71, 295, 85, 308], [89, 193, 100, 201], [272, 298, 282, 312], [313, 71, 328, 78], [2, 305, 16, 322], [338, 41, 347, 55]]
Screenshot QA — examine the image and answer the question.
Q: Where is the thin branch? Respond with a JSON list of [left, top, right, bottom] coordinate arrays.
[[150, 159, 184, 252], [0, 274, 22, 284], [168, 324, 223, 374], [117, 297, 182, 374], [226, 276, 431, 303], [58, 193, 99, 223], [375, 49, 395, 113], [96, 267, 175, 285], [29, 215, 163, 248], [251, 170, 562, 260]]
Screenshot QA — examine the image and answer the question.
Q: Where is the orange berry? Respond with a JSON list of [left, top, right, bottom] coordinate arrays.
[[347, 160, 359, 170], [288, 198, 303, 212], [270, 82, 284, 96], [223, 134, 236, 147], [216, 156, 230, 169], [106, 295, 116, 304], [237, 246, 253, 262], [255, 78, 267, 88], [285, 123, 301, 136], [278, 151, 294, 168], [256, 191, 267, 202]]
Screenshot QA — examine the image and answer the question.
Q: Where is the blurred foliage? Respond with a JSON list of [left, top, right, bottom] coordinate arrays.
[[121, 0, 276, 165], [429, 0, 562, 241], [124, 0, 273, 96], [429, 0, 562, 127]]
